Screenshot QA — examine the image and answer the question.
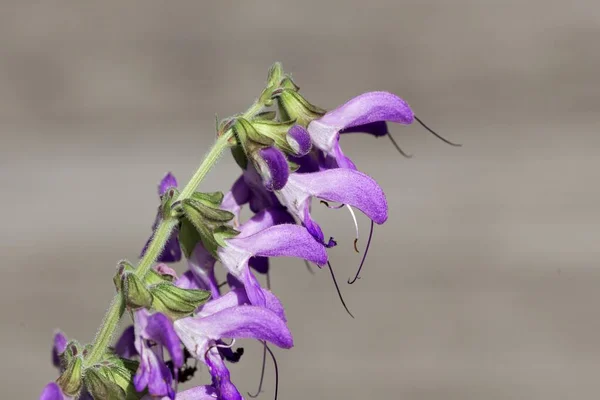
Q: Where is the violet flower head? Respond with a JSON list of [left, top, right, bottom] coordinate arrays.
[[307, 91, 414, 168], [140, 173, 182, 263], [217, 207, 327, 307], [174, 288, 292, 400], [52, 331, 68, 369], [277, 168, 388, 246], [133, 309, 184, 400]]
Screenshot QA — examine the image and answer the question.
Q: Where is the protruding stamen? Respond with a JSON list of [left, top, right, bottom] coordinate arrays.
[[348, 220, 374, 284], [320, 200, 344, 209], [304, 260, 315, 275], [414, 116, 462, 147], [248, 342, 267, 398], [345, 205, 359, 253], [216, 339, 236, 349], [386, 132, 412, 158], [327, 261, 354, 318], [266, 344, 279, 400]]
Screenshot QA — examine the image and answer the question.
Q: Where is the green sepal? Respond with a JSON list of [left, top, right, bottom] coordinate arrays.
[[231, 145, 249, 170], [254, 111, 277, 121], [181, 204, 219, 256], [178, 218, 201, 258], [113, 260, 135, 292], [85, 355, 140, 400], [234, 118, 274, 147], [275, 89, 326, 126], [183, 198, 234, 223], [121, 272, 153, 310], [266, 62, 284, 88], [150, 282, 211, 319], [213, 225, 241, 248], [280, 76, 300, 91], [159, 187, 180, 220], [56, 353, 83, 397], [252, 119, 297, 154], [288, 158, 300, 172], [145, 266, 176, 285], [191, 191, 225, 207]]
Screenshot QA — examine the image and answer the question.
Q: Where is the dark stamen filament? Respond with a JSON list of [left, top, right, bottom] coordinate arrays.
[[386, 132, 412, 158], [320, 200, 344, 209], [348, 220, 374, 284], [248, 342, 267, 398], [327, 261, 355, 318], [266, 271, 271, 290], [266, 344, 279, 400], [414, 116, 462, 147]]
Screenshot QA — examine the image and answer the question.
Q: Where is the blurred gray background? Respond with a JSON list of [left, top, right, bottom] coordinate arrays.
[[2, 1, 600, 399]]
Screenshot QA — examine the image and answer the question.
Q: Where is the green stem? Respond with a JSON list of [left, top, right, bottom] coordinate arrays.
[[85, 100, 261, 366]]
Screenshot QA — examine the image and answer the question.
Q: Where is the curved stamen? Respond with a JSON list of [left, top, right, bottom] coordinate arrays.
[[345, 205, 360, 253], [327, 261, 354, 318], [348, 220, 374, 284], [266, 344, 279, 400], [216, 339, 236, 349], [248, 342, 267, 398], [414, 116, 462, 147], [303, 260, 315, 275], [386, 132, 413, 158], [320, 200, 345, 209]]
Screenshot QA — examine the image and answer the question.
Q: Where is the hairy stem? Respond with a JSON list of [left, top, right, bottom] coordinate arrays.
[[85, 98, 263, 366]]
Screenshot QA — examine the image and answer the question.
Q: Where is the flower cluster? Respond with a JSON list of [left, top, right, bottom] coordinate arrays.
[[41, 63, 456, 400]]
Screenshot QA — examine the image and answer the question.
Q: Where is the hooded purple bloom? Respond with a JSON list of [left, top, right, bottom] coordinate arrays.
[[287, 125, 312, 156], [217, 208, 327, 307], [51, 331, 68, 368], [133, 309, 184, 400], [307, 91, 414, 169], [140, 173, 182, 263], [174, 289, 292, 400], [277, 168, 387, 245], [114, 325, 137, 358]]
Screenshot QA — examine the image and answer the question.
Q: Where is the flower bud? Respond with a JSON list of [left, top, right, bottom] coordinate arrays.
[[150, 282, 211, 319], [253, 146, 289, 191]]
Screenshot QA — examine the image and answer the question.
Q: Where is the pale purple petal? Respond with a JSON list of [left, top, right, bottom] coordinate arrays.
[[188, 243, 219, 298], [238, 207, 295, 238], [159, 172, 178, 196], [143, 313, 184, 368], [154, 264, 178, 280], [114, 326, 137, 358], [174, 306, 293, 360], [39, 382, 67, 400], [175, 270, 201, 290], [256, 147, 289, 191], [329, 140, 357, 170], [206, 349, 241, 400], [286, 169, 388, 224], [197, 286, 286, 322], [52, 331, 68, 368], [240, 265, 266, 307], [225, 224, 328, 265], [287, 125, 312, 156], [221, 175, 250, 222]]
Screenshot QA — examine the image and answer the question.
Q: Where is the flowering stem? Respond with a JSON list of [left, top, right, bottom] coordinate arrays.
[[85, 100, 262, 367]]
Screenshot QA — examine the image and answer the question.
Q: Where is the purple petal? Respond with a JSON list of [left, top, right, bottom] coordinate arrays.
[[114, 326, 137, 358], [166, 385, 218, 400], [240, 265, 266, 307], [225, 224, 328, 265], [154, 264, 178, 280], [287, 125, 312, 156], [256, 147, 289, 191], [143, 313, 184, 368], [205, 349, 242, 400], [175, 270, 202, 290], [197, 286, 286, 322], [188, 243, 220, 298], [238, 207, 295, 238], [39, 382, 66, 400], [221, 175, 250, 222], [160, 230, 182, 263], [52, 331, 68, 368], [159, 172, 178, 196], [243, 164, 281, 213], [174, 306, 293, 361], [286, 169, 388, 224], [330, 140, 357, 170], [308, 91, 413, 153]]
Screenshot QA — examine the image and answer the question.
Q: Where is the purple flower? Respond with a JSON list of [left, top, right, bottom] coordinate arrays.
[[133, 309, 184, 400], [141, 385, 218, 400], [186, 242, 220, 298], [174, 289, 293, 400], [217, 208, 327, 306], [39, 382, 69, 400], [255, 146, 289, 191], [277, 168, 387, 245], [140, 173, 182, 263], [286, 125, 312, 156], [307, 91, 414, 168]]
